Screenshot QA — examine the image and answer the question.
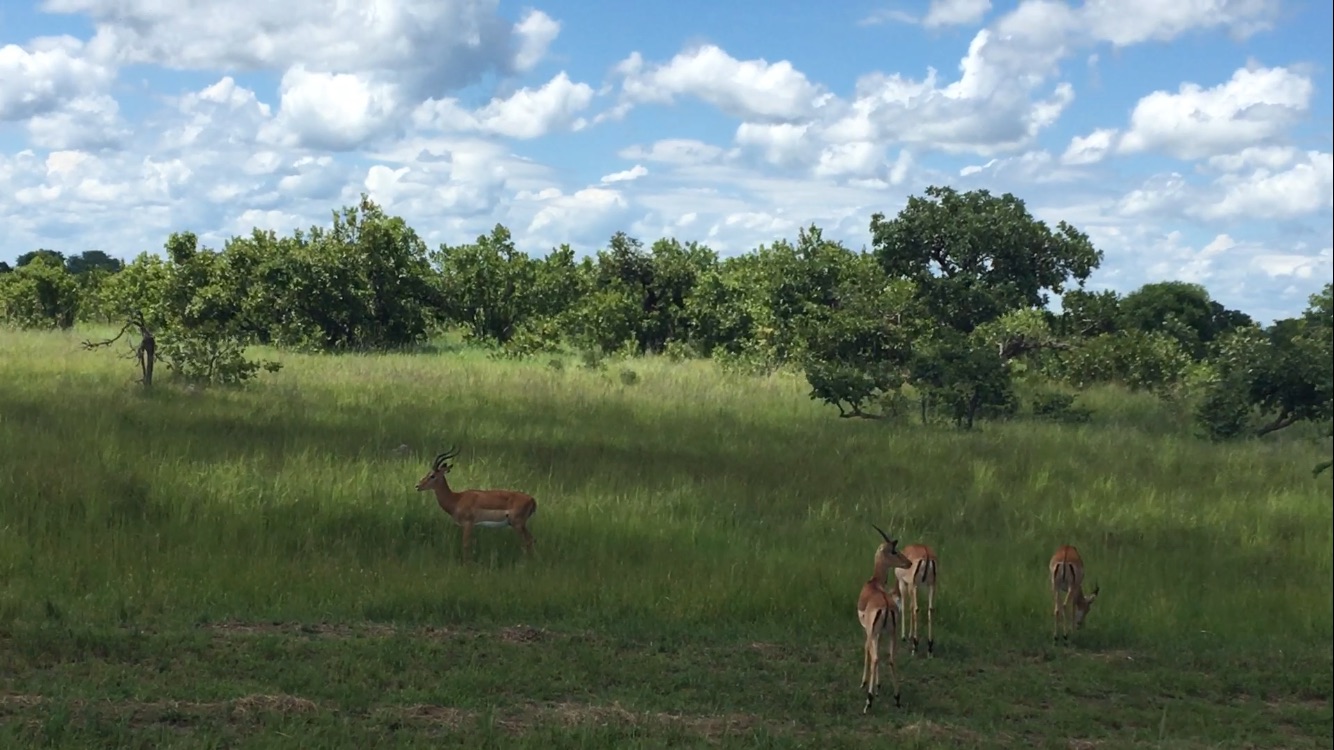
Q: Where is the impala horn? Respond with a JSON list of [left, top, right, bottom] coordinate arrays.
[[870, 522, 897, 549]]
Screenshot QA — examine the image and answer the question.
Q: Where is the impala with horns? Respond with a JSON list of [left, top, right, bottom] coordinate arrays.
[[415, 447, 538, 560], [857, 523, 914, 714], [1049, 544, 1099, 642], [893, 542, 938, 658]]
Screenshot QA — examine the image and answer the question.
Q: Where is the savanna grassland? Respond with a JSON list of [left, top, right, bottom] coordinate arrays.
[[1, 326, 1330, 749]]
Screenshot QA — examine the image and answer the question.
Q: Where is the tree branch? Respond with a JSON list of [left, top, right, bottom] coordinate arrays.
[[998, 335, 1073, 361], [1255, 412, 1299, 437], [81, 321, 135, 351]]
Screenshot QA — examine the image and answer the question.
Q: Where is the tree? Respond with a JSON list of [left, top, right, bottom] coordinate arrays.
[[800, 254, 920, 418], [1196, 283, 1333, 440], [1119, 281, 1227, 360], [65, 250, 125, 276], [89, 240, 280, 388], [15, 249, 66, 269], [1059, 289, 1121, 338], [870, 185, 1102, 334], [0, 253, 81, 329]]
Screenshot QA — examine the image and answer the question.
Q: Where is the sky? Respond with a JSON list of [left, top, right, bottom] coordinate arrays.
[[1, 0, 1331, 324]]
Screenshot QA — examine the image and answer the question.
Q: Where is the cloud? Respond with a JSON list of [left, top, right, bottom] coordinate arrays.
[[413, 72, 596, 140], [0, 35, 116, 122], [923, 0, 993, 28], [1117, 63, 1314, 160], [859, 0, 992, 28], [613, 45, 834, 123], [601, 165, 648, 184], [0, 0, 1327, 326], [512, 10, 561, 72]]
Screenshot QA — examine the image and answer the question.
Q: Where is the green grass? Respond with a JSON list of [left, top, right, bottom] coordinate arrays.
[[1, 326, 1330, 748]]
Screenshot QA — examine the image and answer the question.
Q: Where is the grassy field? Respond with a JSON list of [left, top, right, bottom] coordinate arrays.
[[0, 326, 1330, 749]]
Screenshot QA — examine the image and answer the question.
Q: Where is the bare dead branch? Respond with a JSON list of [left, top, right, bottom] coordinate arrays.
[[81, 321, 135, 351], [81, 313, 158, 388]]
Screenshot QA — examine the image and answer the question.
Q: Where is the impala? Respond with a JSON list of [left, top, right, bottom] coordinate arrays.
[[414, 447, 538, 560], [857, 523, 914, 714], [1049, 544, 1099, 642], [893, 542, 938, 658]]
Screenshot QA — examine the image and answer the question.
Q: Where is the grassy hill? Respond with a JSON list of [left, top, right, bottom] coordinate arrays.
[[1, 327, 1330, 748]]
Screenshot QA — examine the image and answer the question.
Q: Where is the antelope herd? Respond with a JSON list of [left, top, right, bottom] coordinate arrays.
[[410, 449, 1101, 715]]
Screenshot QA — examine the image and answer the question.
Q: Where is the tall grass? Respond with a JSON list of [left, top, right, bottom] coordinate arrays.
[[1, 326, 1330, 654]]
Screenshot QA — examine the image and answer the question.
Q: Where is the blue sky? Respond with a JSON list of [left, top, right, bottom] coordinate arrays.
[[1, 0, 1330, 323]]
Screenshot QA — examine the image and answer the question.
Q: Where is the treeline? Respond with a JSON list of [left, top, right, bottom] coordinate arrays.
[[1, 188, 1330, 452]]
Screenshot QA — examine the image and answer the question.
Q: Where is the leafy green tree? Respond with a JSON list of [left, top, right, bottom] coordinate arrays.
[[433, 224, 536, 346], [799, 255, 920, 418], [65, 250, 124, 275], [88, 237, 279, 387], [1059, 289, 1121, 337], [222, 196, 436, 351], [1048, 329, 1192, 395], [870, 185, 1102, 334], [0, 253, 81, 329], [15, 249, 67, 269], [910, 327, 1016, 428], [1119, 281, 1238, 360], [1195, 283, 1333, 440]]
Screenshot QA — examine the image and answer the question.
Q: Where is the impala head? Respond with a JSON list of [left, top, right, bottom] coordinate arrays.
[[1074, 583, 1101, 628], [416, 447, 460, 492], [871, 523, 912, 570]]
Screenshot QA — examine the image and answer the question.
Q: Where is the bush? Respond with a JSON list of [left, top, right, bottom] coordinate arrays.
[[1031, 390, 1094, 424], [1194, 378, 1254, 441]]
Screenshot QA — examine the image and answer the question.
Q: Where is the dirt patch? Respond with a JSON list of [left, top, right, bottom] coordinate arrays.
[[383, 703, 474, 728], [198, 620, 461, 641], [197, 620, 590, 645], [1085, 649, 1138, 663], [0, 691, 319, 725], [369, 698, 765, 738], [500, 625, 549, 644], [898, 719, 993, 745], [231, 693, 319, 717], [1264, 697, 1331, 713]]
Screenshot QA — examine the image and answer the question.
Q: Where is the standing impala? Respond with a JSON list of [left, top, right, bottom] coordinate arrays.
[[893, 542, 938, 658], [857, 523, 914, 714], [1049, 544, 1099, 642], [415, 447, 538, 560]]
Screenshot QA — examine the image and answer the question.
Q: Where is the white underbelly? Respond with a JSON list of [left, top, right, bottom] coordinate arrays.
[[473, 519, 511, 528]]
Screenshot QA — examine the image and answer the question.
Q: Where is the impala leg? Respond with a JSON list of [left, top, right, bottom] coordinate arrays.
[[885, 617, 902, 708], [1052, 588, 1062, 642], [909, 586, 920, 656], [460, 521, 475, 563], [860, 628, 871, 691], [925, 583, 936, 658], [863, 625, 879, 714], [898, 585, 909, 642], [512, 517, 535, 556], [1062, 589, 1075, 642]]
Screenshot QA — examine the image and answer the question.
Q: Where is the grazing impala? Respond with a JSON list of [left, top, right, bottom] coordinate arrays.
[[415, 447, 538, 560], [857, 524, 914, 714], [1049, 544, 1099, 642], [893, 542, 938, 657]]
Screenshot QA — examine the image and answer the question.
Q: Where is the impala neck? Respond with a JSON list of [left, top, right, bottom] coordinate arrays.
[[871, 555, 894, 586], [431, 478, 461, 516]]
